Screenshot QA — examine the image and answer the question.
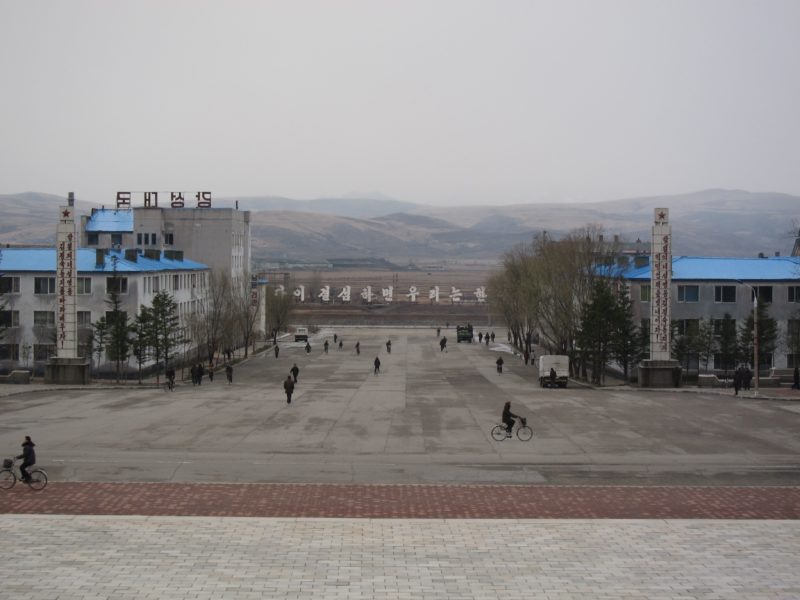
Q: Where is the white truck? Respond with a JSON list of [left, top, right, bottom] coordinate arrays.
[[294, 327, 309, 342], [538, 355, 569, 388]]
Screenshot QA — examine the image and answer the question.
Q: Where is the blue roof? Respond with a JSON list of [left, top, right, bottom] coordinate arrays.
[[625, 256, 800, 282], [85, 209, 133, 232], [0, 248, 208, 273]]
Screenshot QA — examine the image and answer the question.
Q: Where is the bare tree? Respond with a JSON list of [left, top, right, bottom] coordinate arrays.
[[230, 273, 263, 357], [192, 271, 232, 364], [264, 286, 293, 342]]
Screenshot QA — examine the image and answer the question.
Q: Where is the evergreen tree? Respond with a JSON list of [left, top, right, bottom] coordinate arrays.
[[131, 306, 153, 384], [609, 287, 642, 382], [91, 316, 108, 373], [739, 300, 779, 371], [696, 318, 718, 373], [716, 313, 738, 378], [105, 262, 131, 382], [577, 280, 617, 385], [149, 290, 186, 383]]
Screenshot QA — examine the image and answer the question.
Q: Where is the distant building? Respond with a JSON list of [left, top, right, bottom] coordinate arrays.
[[80, 206, 251, 278], [0, 248, 210, 374], [625, 255, 800, 370]]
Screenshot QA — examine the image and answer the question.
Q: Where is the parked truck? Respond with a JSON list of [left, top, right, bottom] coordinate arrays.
[[294, 327, 309, 342], [456, 324, 474, 343], [538, 355, 569, 388]]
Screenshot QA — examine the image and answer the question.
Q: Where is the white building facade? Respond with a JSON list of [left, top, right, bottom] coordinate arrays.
[[0, 248, 210, 374]]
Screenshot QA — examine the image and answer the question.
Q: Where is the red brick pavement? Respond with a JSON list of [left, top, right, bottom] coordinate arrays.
[[1, 483, 799, 519]]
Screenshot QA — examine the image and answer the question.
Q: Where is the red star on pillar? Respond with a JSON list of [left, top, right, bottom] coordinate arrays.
[[657, 210, 666, 221], [62, 208, 71, 218]]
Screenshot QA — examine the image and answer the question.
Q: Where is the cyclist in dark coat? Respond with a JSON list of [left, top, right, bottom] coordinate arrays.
[[502, 402, 520, 437], [16, 436, 36, 482]]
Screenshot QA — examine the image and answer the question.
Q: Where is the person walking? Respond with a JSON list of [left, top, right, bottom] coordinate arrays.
[[523, 350, 530, 365], [16, 435, 36, 482], [207, 364, 214, 383], [436, 327, 441, 337], [491, 331, 495, 342], [386, 340, 392, 354], [334, 333, 338, 344], [440, 337, 447, 352], [549, 367, 557, 386], [355, 341, 360, 355], [274, 344, 280, 359], [743, 367, 753, 391], [284, 375, 295, 404], [478, 332, 483, 343], [374, 356, 381, 375], [305, 342, 311, 354], [324, 340, 329, 354], [190, 363, 198, 386], [485, 335, 490, 346], [338, 340, 343, 351], [733, 366, 742, 396], [197, 363, 204, 385], [225, 364, 233, 384], [496, 356, 504, 374], [291, 363, 299, 383]]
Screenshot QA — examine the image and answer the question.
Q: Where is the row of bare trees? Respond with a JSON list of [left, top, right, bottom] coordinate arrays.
[[488, 226, 626, 378]]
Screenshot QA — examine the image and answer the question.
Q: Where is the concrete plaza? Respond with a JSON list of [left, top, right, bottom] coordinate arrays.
[[2, 327, 800, 599]]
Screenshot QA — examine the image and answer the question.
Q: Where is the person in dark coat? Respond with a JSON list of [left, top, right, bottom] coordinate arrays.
[[793, 366, 800, 390], [225, 364, 233, 384], [733, 367, 742, 395], [338, 340, 343, 351], [374, 356, 381, 375], [355, 341, 360, 355], [436, 327, 441, 337], [478, 332, 483, 343], [490, 332, 495, 342], [386, 340, 391, 353], [485, 335, 489, 346], [190, 363, 198, 385], [274, 344, 280, 359], [16, 436, 36, 482], [283, 375, 295, 404], [207, 364, 214, 383], [523, 350, 530, 365], [549, 367, 557, 386], [496, 356, 504, 374], [743, 367, 753, 391], [334, 333, 338, 344], [324, 340, 329, 354], [291, 363, 299, 383], [440, 337, 447, 352], [502, 402, 521, 437], [305, 342, 311, 354], [197, 363, 204, 385]]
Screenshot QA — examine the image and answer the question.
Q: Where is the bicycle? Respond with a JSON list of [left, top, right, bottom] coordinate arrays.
[[164, 376, 175, 392], [0, 458, 48, 491], [491, 418, 533, 442]]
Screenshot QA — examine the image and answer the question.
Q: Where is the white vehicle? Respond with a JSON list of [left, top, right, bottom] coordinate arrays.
[[538, 355, 569, 388], [294, 327, 309, 342]]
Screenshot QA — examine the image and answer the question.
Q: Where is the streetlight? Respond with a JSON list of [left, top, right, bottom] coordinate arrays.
[[736, 280, 758, 397]]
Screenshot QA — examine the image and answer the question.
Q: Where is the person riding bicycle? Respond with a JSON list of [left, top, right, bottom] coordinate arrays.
[[16, 435, 35, 482], [502, 401, 524, 438]]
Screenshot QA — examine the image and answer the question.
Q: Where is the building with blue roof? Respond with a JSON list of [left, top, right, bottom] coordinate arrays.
[[623, 255, 800, 372], [0, 247, 210, 374]]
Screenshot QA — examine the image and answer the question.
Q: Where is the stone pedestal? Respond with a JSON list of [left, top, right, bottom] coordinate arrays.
[[44, 358, 91, 385], [638, 359, 682, 388]]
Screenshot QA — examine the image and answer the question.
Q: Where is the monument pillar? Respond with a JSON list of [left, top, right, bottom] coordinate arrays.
[[45, 192, 91, 384], [638, 207, 682, 387]]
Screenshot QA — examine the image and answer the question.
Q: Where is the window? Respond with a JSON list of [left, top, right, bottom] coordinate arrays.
[[33, 344, 55, 361], [165, 233, 174, 245], [714, 285, 736, 303], [639, 284, 650, 302], [788, 354, 800, 369], [34, 311, 56, 327], [0, 276, 20, 294], [713, 318, 737, 336], [673, 319, 699, 337], [173, 274, 179, 290], [111, 233, 122, 246], [789, 286, 800, 303], [754, 286, 773, 304], [106, 277, 128, 295], [137, 233, 143, 245], [0, 344, 19, 360], [77, 311, 92, 327], [34, 277, 56, 294], [153, 276, 160, 292], [151, 233, 157, 245], [87, 233, 99, 246], [77, 277, 92, 295], [0, 310, 19, 327], [677, 285, 699, 303]]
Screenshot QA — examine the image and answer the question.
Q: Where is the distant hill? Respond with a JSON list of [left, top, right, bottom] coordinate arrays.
[[1, 189, 798, 262]]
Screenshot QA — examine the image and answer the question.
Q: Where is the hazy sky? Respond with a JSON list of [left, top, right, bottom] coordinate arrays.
[[1, 1, 799, 207]]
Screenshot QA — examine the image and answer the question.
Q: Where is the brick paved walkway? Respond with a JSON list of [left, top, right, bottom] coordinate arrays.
[[2, 483, 799, 518], [4, 515, 800, 600]]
